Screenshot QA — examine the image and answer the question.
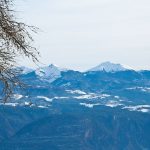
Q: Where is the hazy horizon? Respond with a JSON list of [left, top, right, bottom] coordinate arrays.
[[16, 0, 150, 71]]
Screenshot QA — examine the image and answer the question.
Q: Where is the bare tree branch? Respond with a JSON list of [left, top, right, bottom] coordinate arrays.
[[0, 0, 39, 102]]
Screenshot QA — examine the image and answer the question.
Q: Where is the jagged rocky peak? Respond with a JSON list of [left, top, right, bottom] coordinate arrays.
[[35, 64, 67, 83], [36, 64, 60, 76], [88, 61, 133, 72]]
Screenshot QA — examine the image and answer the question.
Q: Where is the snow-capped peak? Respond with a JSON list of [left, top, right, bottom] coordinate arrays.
[[35, 64, 63, 83], [88, 61, 133, 72]]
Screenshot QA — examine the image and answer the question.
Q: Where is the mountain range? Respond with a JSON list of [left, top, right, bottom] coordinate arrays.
[[0, 61, 150, 150]]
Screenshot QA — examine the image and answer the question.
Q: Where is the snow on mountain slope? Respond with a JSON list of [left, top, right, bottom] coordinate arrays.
[[88, 61, 133, 72], [35, 64, 64, 83]]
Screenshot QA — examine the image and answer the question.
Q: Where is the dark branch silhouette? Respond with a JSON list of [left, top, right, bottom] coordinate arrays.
[[0, 0, 39, 102]]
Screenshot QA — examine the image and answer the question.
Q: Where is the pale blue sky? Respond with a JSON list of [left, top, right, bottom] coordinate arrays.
[[16, 0, 150, 71]]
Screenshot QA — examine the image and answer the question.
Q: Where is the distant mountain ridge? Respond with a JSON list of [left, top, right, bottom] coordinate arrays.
[[0, 62, 150, 149], [88, 61, 133, 72], [19, 61, 135, 76], [18, 61, 135, 83], [4, 65, 150, 112]]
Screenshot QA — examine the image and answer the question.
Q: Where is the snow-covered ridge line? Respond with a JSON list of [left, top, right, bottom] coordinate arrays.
[[122, 105, 150, 113], [17, 62, 150, 74], [88, 61, 133, 72], [35, 64, 61, 83], [18, 62, 135, 75]]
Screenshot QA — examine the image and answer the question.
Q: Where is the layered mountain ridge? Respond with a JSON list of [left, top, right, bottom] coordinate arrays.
[[21, 61, 134, 75], [20, 61, 135, 83], [2, 61, 150, 114], [1, 62, 150, 149]]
